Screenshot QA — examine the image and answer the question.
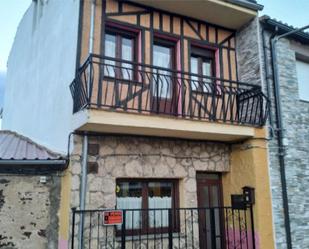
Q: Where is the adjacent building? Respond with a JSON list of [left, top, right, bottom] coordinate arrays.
[[260, 16, 309, 249], [0, 130, 67, 249]]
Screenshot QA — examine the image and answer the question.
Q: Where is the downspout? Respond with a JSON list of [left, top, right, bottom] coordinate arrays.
[[261, 27, 275, 138], [78, 1, 96, 249], [270, 24, 309, 249]]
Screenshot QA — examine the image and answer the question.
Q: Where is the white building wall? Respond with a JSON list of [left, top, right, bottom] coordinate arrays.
[[3, 0, 80, 153]]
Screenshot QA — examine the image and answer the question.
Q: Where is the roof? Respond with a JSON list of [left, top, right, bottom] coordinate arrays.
[[0, 130, 65, 160], [0, 130, 67, 173], [226, 0, 263, 11], [260, 15, 309, 45]]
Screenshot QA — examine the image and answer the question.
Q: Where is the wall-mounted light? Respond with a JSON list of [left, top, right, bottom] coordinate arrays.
[[243, 186, 255, 205]]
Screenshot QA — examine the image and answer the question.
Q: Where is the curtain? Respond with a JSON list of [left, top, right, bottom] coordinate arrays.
[[202, 61, 212, 92], [121, 38, 133, 80], [104, 34, 116, 77], [190, 57, 199, 90], [148, 197, 172, 228], [153, 45, 172, 98], [117, 197, 142, 229]]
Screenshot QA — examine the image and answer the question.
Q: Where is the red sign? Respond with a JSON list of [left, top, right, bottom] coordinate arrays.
[[103, 210, 123, 225]]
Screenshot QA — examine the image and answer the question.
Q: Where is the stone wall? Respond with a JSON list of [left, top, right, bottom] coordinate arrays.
[[70, 135, 230, 210], [236, 17, 263, 87], [69, 135, 230, 248], [261, 27, 309, 249], [0, 175, 61, 249]]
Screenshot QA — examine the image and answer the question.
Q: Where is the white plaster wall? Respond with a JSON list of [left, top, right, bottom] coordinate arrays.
[[2, 0, 80, 153]]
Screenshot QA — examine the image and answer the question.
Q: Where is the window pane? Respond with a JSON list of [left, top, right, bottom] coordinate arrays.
[[148, 182, 172, 228], [104, 34, 116, 77], [202, 60, 213, 92], [105, 34, 116, 57], [153, 45, 172, 98], [121, 37, 133, 80], [202, 61, 212, 77], [116, 181, 142, 229], [190, 57, 199, 90], [153, 45, 171, 69], [122, 38, 133, 61], [197, 173, 220, 180], [296, 59, 309, 101]]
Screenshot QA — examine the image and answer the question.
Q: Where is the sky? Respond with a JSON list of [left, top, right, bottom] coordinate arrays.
[[0, 0, 308, 112], [0, 0, 31, 108], [259, 0, 309, 28], [0, 0, 32, 72]]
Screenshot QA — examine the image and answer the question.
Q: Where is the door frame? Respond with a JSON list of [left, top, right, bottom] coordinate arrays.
[[196, 172, 225, 249]]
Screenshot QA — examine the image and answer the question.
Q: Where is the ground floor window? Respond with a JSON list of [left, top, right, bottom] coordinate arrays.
[[116, 179, 179, 233]]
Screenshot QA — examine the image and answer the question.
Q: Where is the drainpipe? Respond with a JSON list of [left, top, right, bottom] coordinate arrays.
[[78, 0, 96, 248], [270, 24, 309, 249], [261, 28, 275, 138]]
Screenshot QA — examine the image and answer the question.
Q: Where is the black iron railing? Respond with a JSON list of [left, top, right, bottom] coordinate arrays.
[[71, 206, 256, 249], [70, 54, 269, 127]]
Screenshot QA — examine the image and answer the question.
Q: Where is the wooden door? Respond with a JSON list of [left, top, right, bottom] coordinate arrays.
[[196, 173, 224, 249]]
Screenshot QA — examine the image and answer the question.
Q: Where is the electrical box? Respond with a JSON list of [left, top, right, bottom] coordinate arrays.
[[40, 176, 47, 184], [231, 194, 246, 210]]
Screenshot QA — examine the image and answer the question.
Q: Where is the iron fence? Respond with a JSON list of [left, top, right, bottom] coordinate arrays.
[[71, 206, 256, 249], [70, 54, 269, 127]]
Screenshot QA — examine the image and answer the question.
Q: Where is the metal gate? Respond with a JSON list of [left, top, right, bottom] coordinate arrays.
[[71, 206, 255, 249]]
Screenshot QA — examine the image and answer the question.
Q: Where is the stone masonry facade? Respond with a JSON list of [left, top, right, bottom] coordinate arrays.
[[261, 27, 309, 248], [69, 135, 230, 248], [70, 135, 230, 210], [0, 175, 61, 249]]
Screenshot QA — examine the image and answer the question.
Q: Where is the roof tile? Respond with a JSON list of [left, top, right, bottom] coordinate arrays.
[[0, 130, 65, 160]]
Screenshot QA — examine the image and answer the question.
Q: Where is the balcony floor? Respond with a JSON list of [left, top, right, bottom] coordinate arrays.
[[72, 109, 260, 142]]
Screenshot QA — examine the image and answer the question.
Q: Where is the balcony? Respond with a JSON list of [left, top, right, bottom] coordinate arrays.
[[70, 54, 269, 141]]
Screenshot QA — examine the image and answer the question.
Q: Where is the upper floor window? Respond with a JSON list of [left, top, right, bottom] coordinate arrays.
[[190, 46, 215, 92], [296, 58, 309, 101], [104, 28, 136, 80]]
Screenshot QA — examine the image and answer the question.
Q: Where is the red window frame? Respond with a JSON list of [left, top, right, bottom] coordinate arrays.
[[104, 25, 138, 80], [116, 178, 180, 235], [190, 45, 216, 93]]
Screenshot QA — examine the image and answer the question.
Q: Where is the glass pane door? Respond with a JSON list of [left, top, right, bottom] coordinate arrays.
[[197, 173, 223, 249], [153, 44, 172, 98], [190, 56, 199, 90], [152, 42, 175, 114], [104, 34, 116, 77], [190, 46, 215, 93], [121, 37, 133, 80]]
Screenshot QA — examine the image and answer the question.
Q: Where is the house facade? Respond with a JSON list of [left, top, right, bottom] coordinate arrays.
[[260, 17, 309, 249], [2, 0, 277, 249]]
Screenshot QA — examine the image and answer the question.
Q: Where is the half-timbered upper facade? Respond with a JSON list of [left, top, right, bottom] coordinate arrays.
[[71, 0, 269, 142]]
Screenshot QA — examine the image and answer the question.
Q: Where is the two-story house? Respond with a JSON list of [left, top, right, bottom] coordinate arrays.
[[260, 16, 309, 249], [2, 0, 276, 248]]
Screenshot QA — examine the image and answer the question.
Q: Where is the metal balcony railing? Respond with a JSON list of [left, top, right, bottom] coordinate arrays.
[[71, 206, 256, 249], [70, 54, 269, 127]]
